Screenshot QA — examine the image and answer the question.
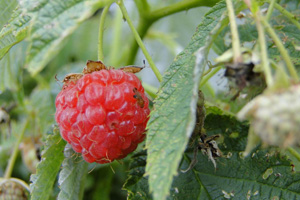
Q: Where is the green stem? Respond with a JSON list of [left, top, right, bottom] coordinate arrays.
[[265, 0, 276, 21], [149, 0, 220, 21], [255, 14, 274, 87], [109, 8, 123, 66], [261, 17, 299, 81], [267, 0, 300, 30], [125, 19, 153, 65], [117, 0, 163, 82], [126, 0, 221, 64], [98, 4, 112, 61], [4, 119, 29, 178], [287, 147, 300, 163], [199, 66, 222, 88], [134, 0, 151, 18], [226, 0, 242, 64]]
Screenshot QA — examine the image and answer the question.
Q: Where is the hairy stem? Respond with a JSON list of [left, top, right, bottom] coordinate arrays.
[[98, 4, 112, 61], [4, 119, 29, 178], [117, 0, 163, 82], [261, 17, 299, 81], [226, 0, 242, 64]]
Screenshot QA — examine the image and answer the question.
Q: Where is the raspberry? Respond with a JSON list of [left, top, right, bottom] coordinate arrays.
[[55, 61, 150, 163]]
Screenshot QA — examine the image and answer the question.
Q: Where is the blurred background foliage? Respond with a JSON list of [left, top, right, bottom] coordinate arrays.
[[1, 0, 300, 199], [0, 0, 214, 199]]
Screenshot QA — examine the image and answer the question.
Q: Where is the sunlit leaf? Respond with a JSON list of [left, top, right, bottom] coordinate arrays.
[[21, 0, 113, 75], [0, 7, 31, 60]]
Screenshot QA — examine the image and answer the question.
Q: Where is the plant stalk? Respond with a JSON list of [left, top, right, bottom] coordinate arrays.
[[199, 66, 222, 88], [265, 0, 276, 21], [126, 0, 221, 64], [255, 15, 274, 87], [226, 0, 242, 64], [4, 119, 29, 178], [98, 4, 112, 61], [117, 0, 163, 82]]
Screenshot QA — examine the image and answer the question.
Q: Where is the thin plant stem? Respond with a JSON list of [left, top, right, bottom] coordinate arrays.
[[255, 14, 274, 87], [98, 4, 112, 61], [4, 119, 29, 178], [109, 8, 123, 66], [133, 0, 151, 18], [267, 0, 300, 30], [265, 0, 276, 21], [117, 0, 163, 82], [261, 17, 299, 81], [199, 66, 222, 88], [126, 0, 221, 64], [149, 0, 220, 21], [226, 0, 242, 64], [287, 147, 300, 163]]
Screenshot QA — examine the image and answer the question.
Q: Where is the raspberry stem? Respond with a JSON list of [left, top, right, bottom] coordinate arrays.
[[98, 3, 112, 61], [226, 0, 242, 64], [253, 9, 274, 87], [109, 8, 123, 66], [4, 119, 29, 178], [265, 0, 276, 21], [117, 0, 163, 82], [199, 66, 222, 88], [125, 0, 220, 65]]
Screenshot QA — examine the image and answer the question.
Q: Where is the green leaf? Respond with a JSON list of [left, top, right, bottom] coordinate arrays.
[[125, 111, 300, 200], [30, 127, 66, 200], [22, 0, 113, 75], [0, 7, 31, 60], [124, 151, 151, 200], [0, 0, 18, 30], [145, 1, 235, 200], [57, 144, 88, 200]]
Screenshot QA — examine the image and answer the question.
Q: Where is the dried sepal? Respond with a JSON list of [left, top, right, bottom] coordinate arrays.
[[119, 65, 144, 73], [83, 60, 107, 74]]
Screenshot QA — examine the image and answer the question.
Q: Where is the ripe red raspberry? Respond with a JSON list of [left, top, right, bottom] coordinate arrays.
[[55, 63, 150, 164]]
